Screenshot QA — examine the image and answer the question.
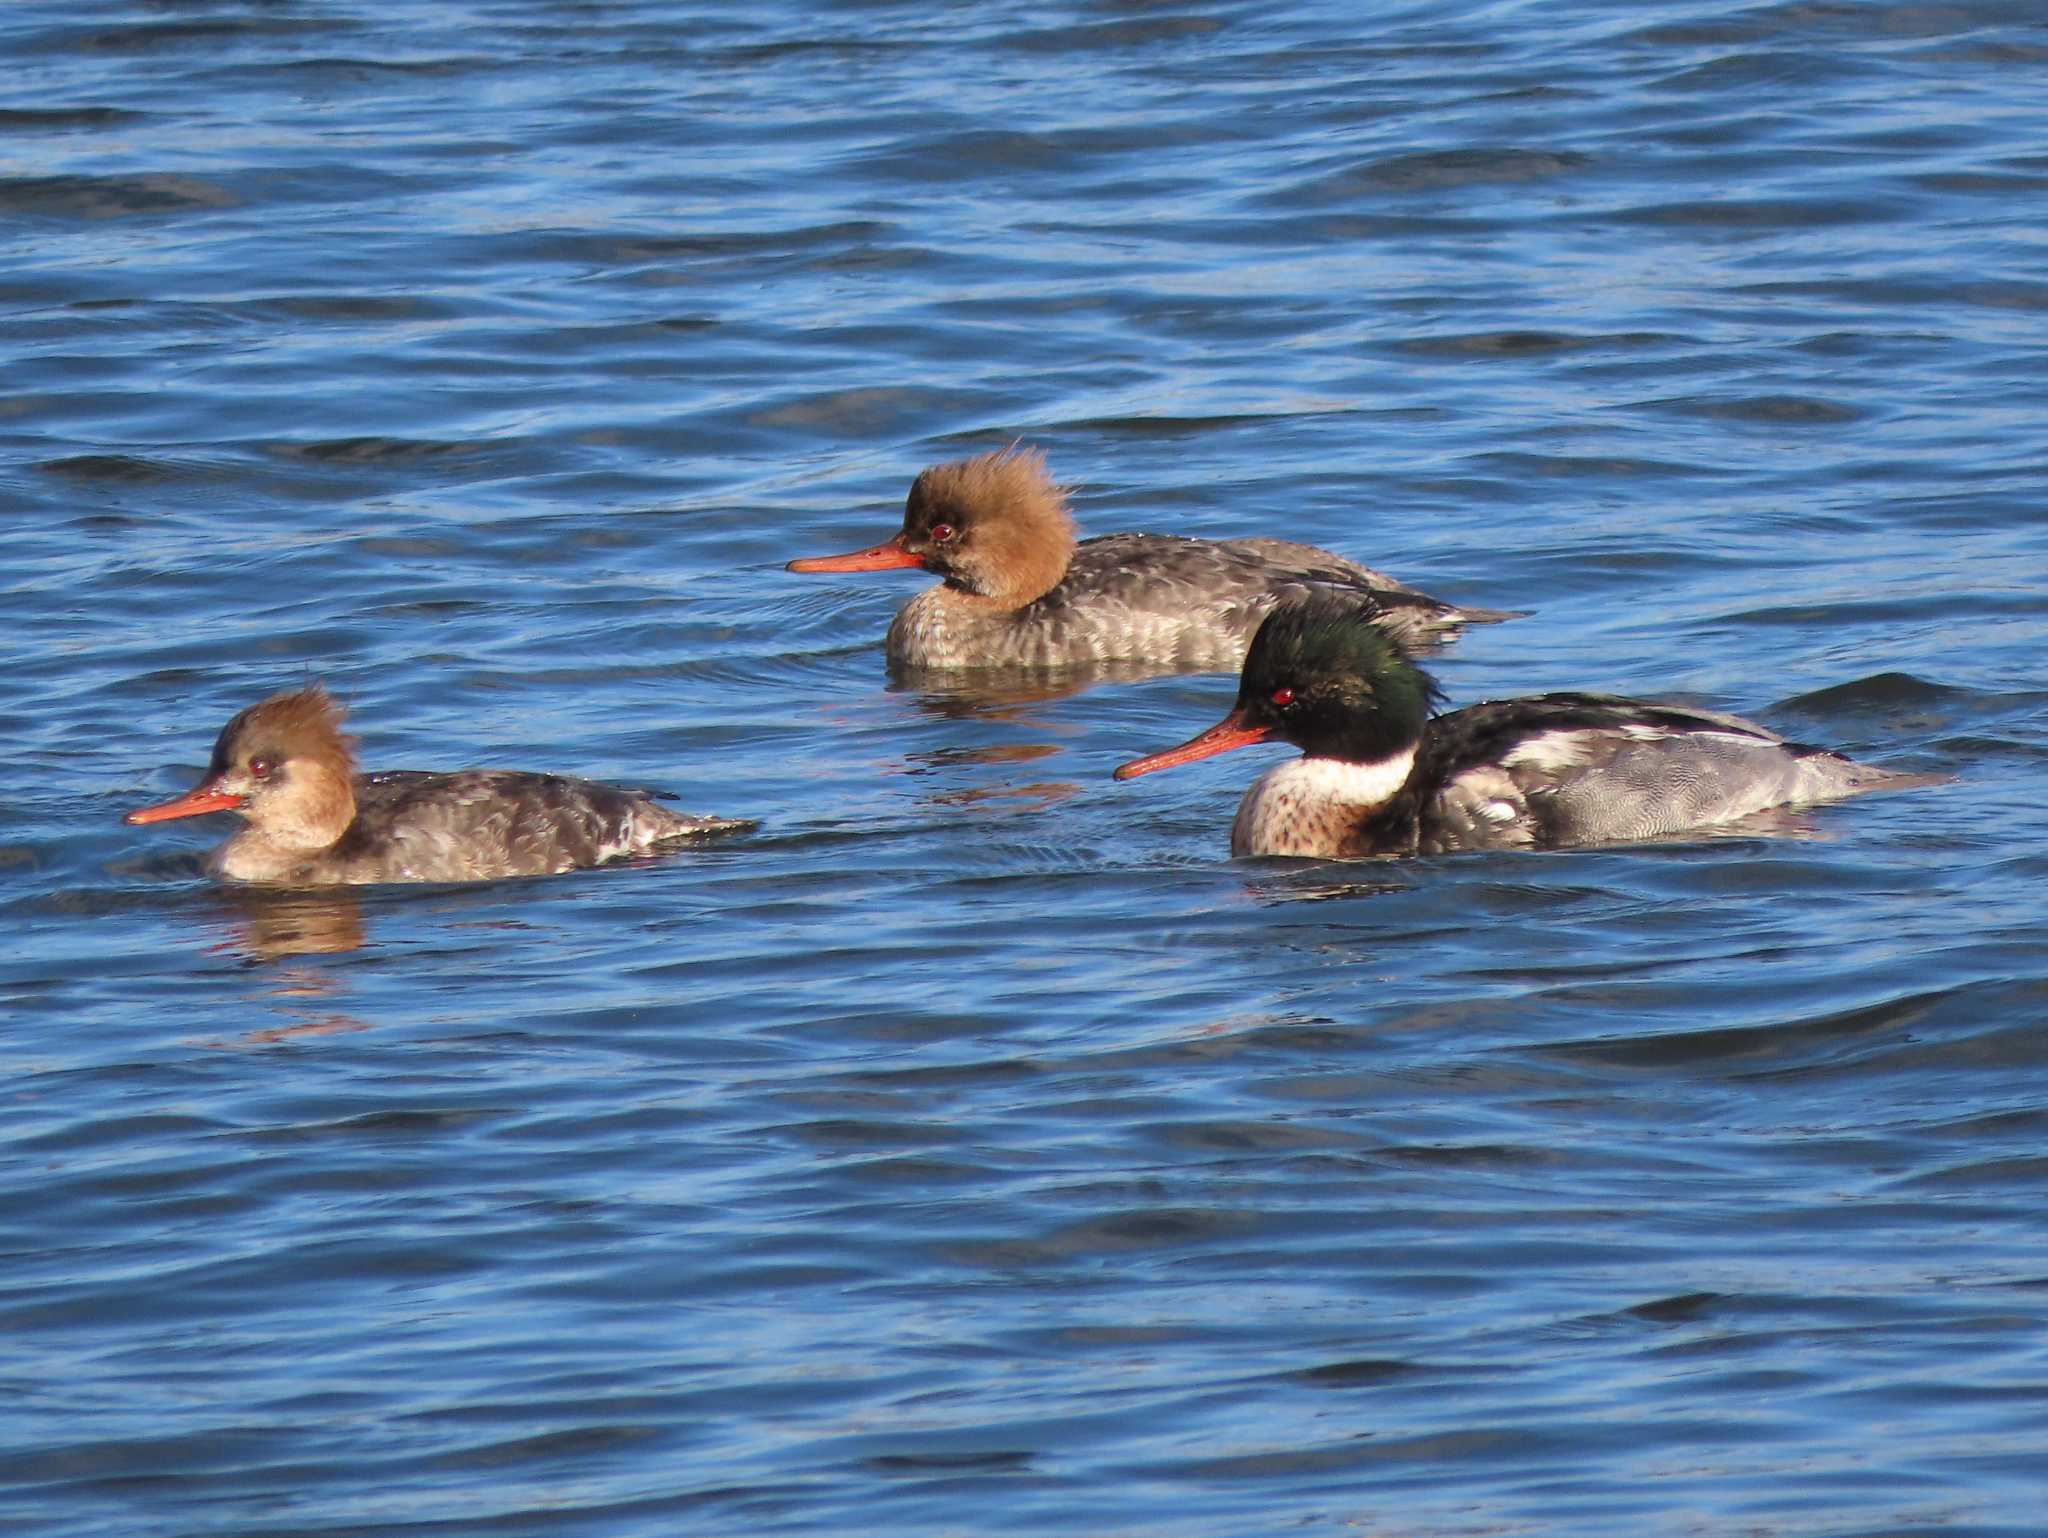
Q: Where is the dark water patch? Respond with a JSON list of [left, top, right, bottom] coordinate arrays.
[[0, 173, 238, 220], [1914, 167, 2048, 196], [1337, 147, 1592, 195], [1918, 38, 2048, 67], [526, 220, 899, 269], [54, 14, 351, 54], [845, 129, 1108, 183], [1058, 410, 1305, 438], [1001, 12, 1228, 52], [1633, 393, 1866, 426], [266, 52, 502, 80], [1621, 1290, 1727, 1326], [1534, 987, 1956, 1076], [265, 436, 492, 466], [1955, 281, 2048, 313], [0, 106, 141, 131], [1891, 1155, 2048, 1194], [1648, 48, 1883, 95], [1462, 450, 1726, 481], [35, 453, 206, 485], [1620, 16, 1765, 48], [1292, 1358, 1428, 1389], [233, 292, 468, 325], [698, 36, 904, 68], [748, 386, 977, 437], [1775, 672, 1976, 716], [1609, 195, 1895, 229], [1393, 330, 1674, 360]]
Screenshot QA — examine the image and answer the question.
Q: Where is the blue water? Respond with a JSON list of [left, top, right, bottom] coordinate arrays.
[[6, 2, 2048, 1534]]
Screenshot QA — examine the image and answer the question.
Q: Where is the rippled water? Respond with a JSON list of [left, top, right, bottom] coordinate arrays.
[[7, 2, 2048, 1534]]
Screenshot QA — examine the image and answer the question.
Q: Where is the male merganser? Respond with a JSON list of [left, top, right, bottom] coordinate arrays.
[[124, 686, 749, 884], [786, 447, 1515, 670], [1113, 592, 1940, 858]]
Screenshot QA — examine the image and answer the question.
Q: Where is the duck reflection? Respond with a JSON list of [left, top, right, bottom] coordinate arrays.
[[186, 888, 375, 1045], [890, 656, 1202, 717], [220, 885, 368, 960], [890, 662, 1220, 810]]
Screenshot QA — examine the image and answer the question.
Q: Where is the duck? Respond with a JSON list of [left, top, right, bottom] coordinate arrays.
[[786, 446, 1516, 671], [1112, 591, 1941, 858], [124, 685, 749, 884]]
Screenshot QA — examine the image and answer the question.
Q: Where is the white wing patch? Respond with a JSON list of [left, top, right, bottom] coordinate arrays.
[[1498, 723, 1774, 773]]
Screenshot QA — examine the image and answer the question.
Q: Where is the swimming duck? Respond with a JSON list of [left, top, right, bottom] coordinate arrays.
[[1113, 592, 1940, 858], [124, 686, 748, 884], [787, 446, 1515, 670]]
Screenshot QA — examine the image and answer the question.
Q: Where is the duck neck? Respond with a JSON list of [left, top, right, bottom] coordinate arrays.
[[1231, 745, 1422, 859], [1273, 747, 1420, 814], [223, 760, 358, 877], [948, 528, 1073, 611]]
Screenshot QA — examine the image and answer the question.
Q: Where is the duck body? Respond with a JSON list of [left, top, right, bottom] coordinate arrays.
[[885, 530, 1481, 672], [219, 768, 730, 885], [126, 687, 748, 886], [1231, 692, 1927, 859], [1117, 592, 1940, 860], [790, 447, 1515, 672]]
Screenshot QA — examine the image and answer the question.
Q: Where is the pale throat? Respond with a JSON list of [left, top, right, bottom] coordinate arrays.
[[1232, 745, 1420, 858], [259, 764, 357, 852]]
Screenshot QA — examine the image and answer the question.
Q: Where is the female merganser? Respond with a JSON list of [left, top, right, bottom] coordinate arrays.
[[1113, 592, 1940, 858], [124, 686, 749, 885], [786, 446, 1516, 671]]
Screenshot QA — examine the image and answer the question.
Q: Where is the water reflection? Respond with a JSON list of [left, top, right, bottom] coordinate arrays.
[[182, 889, 378, 1045], [892, 658, 1209, 715], [1248, 870, 1412, 904], [221, 886, 368, 960]]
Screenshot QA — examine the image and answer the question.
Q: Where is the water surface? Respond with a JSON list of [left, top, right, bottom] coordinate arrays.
[[5, 3, 2048, 1535]]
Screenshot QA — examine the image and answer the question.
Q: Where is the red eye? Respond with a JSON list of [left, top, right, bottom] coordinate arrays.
[[248, 756, 277, 778], [1270, 687, 1295, 707], [928, 522, 957, 543]]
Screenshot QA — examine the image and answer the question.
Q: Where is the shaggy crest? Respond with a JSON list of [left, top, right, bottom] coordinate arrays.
[[909, 445, 1074, 547], [889, 444, 1080, 607], [211, 684, 359, 778], [1245, 593, 1443, 705], [1239, 591, 1445, 763]]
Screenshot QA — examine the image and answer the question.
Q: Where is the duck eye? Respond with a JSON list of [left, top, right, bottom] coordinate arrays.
[[248, 755, 277, 779], [928, 522, 957, 544], [1270, 687, 1296, 707]]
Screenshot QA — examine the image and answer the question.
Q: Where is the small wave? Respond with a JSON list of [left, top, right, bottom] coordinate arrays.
[[268, 437, 488, 464], [35, 453, 203, 485], [0, 107, 141, 132], [1637, 393, 1866, 426], [0, 173, 237, 219]]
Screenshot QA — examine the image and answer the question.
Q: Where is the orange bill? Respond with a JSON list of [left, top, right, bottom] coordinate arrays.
[[786, 534, 924, 573], [1113, 710, 1273, 781], [125, 782, 242, 824]]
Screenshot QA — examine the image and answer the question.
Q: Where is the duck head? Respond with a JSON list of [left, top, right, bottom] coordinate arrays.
[[1114, 591, 1442, 779], [787, 446, 1076, 608], [126, 685, 360, 854]]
